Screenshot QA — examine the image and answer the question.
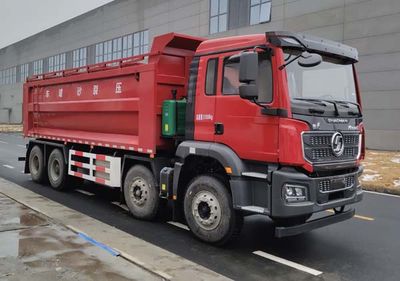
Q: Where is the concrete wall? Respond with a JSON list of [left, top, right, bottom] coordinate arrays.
[[1, 0, 400, 150]]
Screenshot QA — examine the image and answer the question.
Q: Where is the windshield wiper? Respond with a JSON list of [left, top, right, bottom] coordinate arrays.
[[293, 97, 339, 116]]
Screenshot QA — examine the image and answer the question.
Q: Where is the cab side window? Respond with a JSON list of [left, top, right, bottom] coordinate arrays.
[[221, 53, 273, 103], [222, 59, 240, 95], [205, 58, 218, 95]]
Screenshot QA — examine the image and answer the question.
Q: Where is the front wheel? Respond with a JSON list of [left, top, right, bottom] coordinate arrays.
[[184, 175, 243, 245]]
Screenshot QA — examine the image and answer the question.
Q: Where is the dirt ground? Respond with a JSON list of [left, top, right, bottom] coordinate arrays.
[[361, 150, 400, 195], [0, 124, 22, 133]]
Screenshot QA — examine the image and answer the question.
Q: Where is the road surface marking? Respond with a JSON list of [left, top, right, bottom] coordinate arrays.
[[167, 221, 190, 231], [253, 250, 323, 276], [325, 209, 375, 221], [0, 140, 8, 144], [111, 201, 129, 211], [3, 165, 14, 169], [17, 144, 26, 148], [75, 189, 95, 196], [364, 190, 400, 199]]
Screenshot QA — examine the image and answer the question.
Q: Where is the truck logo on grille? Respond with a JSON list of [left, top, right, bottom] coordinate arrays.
[[331, 132, 344, 157]]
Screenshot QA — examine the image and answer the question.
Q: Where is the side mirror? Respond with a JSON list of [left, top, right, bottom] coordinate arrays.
[[239, 52, 258, 100], [239, 52, 258, 83], [298, 51, 322, 67]]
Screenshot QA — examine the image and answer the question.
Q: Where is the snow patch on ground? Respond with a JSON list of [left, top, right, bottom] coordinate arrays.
[[361, 174, 381, 182], [394, 179, 400, 187], [390, 158, 400, 164], [364, 169, 378, 173]]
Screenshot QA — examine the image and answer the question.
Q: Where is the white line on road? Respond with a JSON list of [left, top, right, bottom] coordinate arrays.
[[3, 164, 14, 169], [364, 190, 400, 199], [75, 189, 95, 196], [167, 221, 190, 231], [253, 250, 323, 276], [17, 144, 26, 148], [0, 140, 8, 144], [111, 201, 129, 211]]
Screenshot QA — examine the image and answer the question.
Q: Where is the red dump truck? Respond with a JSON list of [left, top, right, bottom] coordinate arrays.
[[22, 32, 364, 245]]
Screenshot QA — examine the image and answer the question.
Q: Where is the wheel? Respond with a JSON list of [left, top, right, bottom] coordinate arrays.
[[47, 149, 68, 190], [29, 145, 46, 183], [123, 165, 159, 220], [184, 175, 243, 245], [272, 214, 312, 227]]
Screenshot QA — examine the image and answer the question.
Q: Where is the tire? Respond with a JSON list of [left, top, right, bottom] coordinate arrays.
[[29, 145, 46, 183], [184, 175, 243, 245], [47, 149, 69, 190], [124, 165, 159, 220]]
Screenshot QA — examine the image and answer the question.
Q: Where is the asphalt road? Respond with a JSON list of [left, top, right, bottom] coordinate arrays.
[[0, 132, 399, 281]]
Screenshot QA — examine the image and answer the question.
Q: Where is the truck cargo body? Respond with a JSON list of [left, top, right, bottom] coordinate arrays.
[[23, 33, 200, 155], [22, 32, 364, 245]]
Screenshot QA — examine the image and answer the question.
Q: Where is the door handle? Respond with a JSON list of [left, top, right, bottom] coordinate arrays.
[[214, 122, 224, 135]]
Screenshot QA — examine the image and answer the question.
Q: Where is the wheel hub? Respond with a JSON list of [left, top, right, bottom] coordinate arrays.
[[129, 178, 149, 206], [31, 155, 39, 174], [192, 191, 221, 230], [50, 159, 61, 181]]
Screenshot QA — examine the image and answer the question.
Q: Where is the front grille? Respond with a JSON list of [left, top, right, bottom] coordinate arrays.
[[318, 176, 355, 193], [303, 131, 360, 163]]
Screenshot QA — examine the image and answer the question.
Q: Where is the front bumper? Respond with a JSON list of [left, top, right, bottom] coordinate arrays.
[[275, 208, 355, 238], [270, 166, 363, 218]]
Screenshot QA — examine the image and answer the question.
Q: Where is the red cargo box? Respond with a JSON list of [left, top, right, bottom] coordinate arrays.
[[23, 33, 204, 155]]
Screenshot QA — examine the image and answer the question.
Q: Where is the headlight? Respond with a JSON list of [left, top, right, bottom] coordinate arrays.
[[283, 184, 308, 202]]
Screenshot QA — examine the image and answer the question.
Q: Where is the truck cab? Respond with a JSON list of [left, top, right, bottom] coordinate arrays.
[[173, 31, 363, 243]]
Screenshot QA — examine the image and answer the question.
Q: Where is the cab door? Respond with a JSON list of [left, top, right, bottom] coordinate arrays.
[[214, 51, 279, 163], [193, 56, 219, 142]]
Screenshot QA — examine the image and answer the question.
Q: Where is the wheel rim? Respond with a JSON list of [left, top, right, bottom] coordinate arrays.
[[192, 191, 221, 230], [129, 177, 149, 207], [50, 158, 61, 182], [31, 155, 39, 175]]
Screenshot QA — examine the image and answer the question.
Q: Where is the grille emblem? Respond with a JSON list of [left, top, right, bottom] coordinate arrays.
[[331, 132, 344, 157]]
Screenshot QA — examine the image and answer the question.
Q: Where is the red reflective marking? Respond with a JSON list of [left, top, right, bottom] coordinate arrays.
[[95, 178, 105, 184], [74, 151, 83, 156], [74, 172, 83, 178], [95, 166, 106, 172], [96, 154, 106, 161], [73, 161, 83, 167]]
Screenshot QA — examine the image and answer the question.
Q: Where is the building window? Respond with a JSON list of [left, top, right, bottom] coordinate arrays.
[[2, 67, 17, 85], [112, 37, 122, 60], [33, 60, 43, 75], [122, 34, 133, 58], [19, 64, 29, 82], [134, 30, 149, 55], [250, 0, 272, 25], [72, 47, 87, 68], [95, 30, 149, 63], [48, 53, 66, 72], [209, 0, 228, 34]]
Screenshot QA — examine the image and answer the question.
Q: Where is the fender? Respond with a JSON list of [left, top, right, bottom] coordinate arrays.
[[173, 141, 245, 198]]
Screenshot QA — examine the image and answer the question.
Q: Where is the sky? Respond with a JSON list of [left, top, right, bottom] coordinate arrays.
[[0, 0, 114, 49]]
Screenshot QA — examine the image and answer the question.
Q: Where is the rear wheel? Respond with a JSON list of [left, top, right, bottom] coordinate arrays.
[[47, 149, 68, 190], [184, 175, 243, 245], [29, 145, 46, 183], [124, 165, 159, 220]]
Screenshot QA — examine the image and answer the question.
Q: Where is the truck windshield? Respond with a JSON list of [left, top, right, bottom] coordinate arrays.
[[284, 50, 357, 103]]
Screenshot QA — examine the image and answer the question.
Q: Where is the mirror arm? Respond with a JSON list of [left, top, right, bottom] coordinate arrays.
[[279, 53, 302, 70], [251, 98, 289, 117]]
